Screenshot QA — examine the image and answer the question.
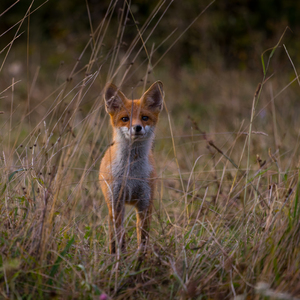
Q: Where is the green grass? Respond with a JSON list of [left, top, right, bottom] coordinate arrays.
[[1, 1, 300, 299]]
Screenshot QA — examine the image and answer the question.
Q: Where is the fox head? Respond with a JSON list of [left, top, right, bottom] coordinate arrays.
[[104, 81, 164, 142]]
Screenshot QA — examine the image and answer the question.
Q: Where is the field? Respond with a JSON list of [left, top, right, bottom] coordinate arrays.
[[1, 1, 300, 299]]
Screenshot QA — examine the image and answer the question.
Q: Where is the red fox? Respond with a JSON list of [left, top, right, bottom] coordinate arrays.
[[99, 81, 164, 254]]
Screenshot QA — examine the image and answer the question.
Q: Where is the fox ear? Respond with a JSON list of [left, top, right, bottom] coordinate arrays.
[[104, 83, 126, 114], [141, 81, 164, 113]]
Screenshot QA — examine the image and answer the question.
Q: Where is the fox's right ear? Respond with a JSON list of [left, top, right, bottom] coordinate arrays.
[[104, 83, 126, 114]]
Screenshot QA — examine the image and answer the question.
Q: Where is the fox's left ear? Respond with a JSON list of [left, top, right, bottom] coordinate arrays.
[[141, 81, 164, 113]]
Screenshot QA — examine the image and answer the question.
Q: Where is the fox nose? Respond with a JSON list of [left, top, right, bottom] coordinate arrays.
[[134, 125, 142, 133]]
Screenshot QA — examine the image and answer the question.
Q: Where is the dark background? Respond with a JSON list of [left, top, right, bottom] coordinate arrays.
[[1, 0, 299, 71]]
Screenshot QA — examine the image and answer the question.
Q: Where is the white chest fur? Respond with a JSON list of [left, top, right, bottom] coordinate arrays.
[[109, 137, 153, 210]]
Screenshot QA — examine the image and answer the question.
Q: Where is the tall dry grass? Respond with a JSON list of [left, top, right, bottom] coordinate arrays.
[[1, 1, 300, 299]]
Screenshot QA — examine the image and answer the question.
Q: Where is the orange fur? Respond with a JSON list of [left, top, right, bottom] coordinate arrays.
[[99, 81, 164, 254]]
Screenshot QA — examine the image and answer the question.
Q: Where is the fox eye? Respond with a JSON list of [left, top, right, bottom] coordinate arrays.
[[142, 116, 149, 121], [121, 117, 129, 122]]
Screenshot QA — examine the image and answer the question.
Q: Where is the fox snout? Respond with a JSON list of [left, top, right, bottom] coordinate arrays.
[[120, 123, 150, 140], [131, 124, 145, 136], [133, 125, 142, 133]]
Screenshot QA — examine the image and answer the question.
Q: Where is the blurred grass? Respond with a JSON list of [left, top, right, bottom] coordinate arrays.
[[1, 1, 300, 299]]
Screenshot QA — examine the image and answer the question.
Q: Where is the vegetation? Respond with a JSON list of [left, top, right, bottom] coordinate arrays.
[[1, 0, 300, 299]]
